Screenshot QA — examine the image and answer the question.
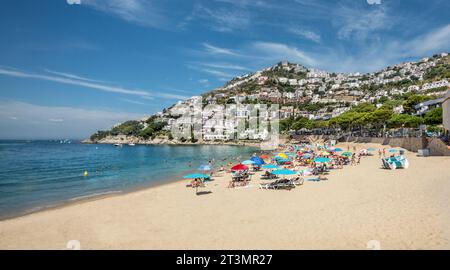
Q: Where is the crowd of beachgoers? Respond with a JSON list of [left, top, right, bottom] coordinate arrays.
[[183, 142, 402, 193]]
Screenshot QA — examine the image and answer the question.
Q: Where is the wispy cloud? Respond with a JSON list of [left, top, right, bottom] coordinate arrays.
[[288, 28, 321, 43], [67, 0, 169, 28], [367, 0, 382, 5], [191, 4, 251, 33], [43, 69, 106, 83], [191, 62, 250, 71], [187, 65, 234, 79], [401, 24, 450, 56], [202, 43, 240, 56], [121, 98, 146, 105], [0, 66, 188, 100], [334, 4, 390, 41]]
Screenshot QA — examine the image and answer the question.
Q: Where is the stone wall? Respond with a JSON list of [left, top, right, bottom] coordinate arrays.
[[341, 136, 450, 156]]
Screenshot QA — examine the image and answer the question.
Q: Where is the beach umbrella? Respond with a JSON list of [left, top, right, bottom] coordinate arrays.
[[319, 151, 331, 156], [242, 160, 255, 165], [302, 153, 312, 158], [260, 154, 269, 159], [198, 165, 212, 171], [342, 152, 353, 157], [314, 157, 331, 163], [388, 149, 398, 153], [333, 148, 343, 152], [183, 173, 210, 179], [262, 164, 279, 169], [250, 156, 265, 165], [277, 153, 289, 159], [231, 164, 249, 171], [272, 169, 297, 175]]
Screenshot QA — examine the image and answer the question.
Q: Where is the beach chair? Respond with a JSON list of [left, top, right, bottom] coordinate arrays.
[[292, 177, 304, 186]]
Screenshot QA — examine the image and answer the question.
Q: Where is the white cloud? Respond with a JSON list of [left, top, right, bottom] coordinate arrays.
[[43, 69, 106, 83], [192, 62, 249, 71], [334, 4, 389, 41], [402, 24, 450, 56], [192, 4, 250, 33], [202, 43, 240, 56], [187, 65, 234, 79], [49, 118, 64, 122], [0, 66, 188, 100], [67, 0, 168, 28], [67, 0, 81, 5], [367, 0, 382, 5], [198, 79, 209, 85], [288, 28, 321, 43], [0, 101, 146, 139]]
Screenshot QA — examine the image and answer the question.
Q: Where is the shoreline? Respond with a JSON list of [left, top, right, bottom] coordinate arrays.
[[1, 141, 449, 249], [0, 173, 187, 222], [0, 144, 263, 222]]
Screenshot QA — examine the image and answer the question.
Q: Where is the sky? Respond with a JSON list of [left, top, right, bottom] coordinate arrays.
[[0, 0, 450, 139]]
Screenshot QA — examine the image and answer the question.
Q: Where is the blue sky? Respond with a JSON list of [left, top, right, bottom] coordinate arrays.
[[0, 0, 449, 139]]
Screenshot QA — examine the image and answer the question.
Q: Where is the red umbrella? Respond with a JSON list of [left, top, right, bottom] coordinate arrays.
[[231, 164, 249, 171], [260, 155, 269, 159]]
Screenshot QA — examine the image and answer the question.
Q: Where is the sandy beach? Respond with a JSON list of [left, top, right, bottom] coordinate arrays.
[[1, 142, 449, 250]]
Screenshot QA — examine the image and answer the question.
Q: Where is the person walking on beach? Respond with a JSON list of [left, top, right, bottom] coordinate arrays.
[[351, 154, 356, 166], [378, 149, 382, 159], [382, 148, 386, 157]]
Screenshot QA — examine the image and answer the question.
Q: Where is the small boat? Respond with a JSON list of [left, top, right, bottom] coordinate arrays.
[[114, 143, 123, 147], [128, 143, 136, 146]]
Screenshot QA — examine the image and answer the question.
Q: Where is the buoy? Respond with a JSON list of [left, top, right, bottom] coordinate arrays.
[[84, 170, 89, 177]]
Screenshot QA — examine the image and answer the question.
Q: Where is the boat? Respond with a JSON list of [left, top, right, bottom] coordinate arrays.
[[128, 143, 136, 146], [114, 143, 123, 147]]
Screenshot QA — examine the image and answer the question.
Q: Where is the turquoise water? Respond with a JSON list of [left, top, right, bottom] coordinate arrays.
[[0, 140, 257, 219]]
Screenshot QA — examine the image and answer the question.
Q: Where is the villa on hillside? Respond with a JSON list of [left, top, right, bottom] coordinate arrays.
[[414, 97, 445, 116]]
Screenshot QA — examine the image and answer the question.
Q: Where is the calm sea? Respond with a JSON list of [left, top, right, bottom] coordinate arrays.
[[0, 140, 257, 219]]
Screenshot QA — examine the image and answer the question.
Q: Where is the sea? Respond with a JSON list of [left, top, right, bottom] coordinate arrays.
[[0, 140, 257, 220]]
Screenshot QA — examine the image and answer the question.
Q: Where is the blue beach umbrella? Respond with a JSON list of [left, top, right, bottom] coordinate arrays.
[[250, 156, 265, 165], [271, 169, 297, 175], [262, 164, 279, 169], [314, 157, 331, 163], [183, 173, 210, 179], [333, 148, 343, 152], [242, 160, 255, 165], [388, 149, 398, 153]]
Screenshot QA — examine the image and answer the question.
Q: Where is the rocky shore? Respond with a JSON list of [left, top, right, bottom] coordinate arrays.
[[82, 135, 263, 147]]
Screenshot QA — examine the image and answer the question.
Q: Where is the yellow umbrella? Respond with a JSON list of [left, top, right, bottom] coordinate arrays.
[[277, 153, 289, 159], [320, 151, 331, 156]]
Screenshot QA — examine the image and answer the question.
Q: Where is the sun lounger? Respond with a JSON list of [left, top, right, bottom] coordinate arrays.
[[259, 179, 296, 190]]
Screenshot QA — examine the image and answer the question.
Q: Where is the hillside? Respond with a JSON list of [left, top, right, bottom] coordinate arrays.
[[88, 52, 450, 144]]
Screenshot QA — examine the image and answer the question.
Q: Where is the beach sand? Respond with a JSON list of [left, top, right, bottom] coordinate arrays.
[[1, 142, 449, 250]]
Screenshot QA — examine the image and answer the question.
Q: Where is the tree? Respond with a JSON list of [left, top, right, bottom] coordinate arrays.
[[424, 107, 443, 125], [388, 114, 424, 128], [366, 109, 393, 130], [350, 103, 376, 113], [403, 95, 432, 114]]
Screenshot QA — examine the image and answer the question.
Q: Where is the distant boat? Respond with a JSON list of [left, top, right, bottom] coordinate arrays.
[[114, 143, 123, 147], [128, 143, 136, 146]]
